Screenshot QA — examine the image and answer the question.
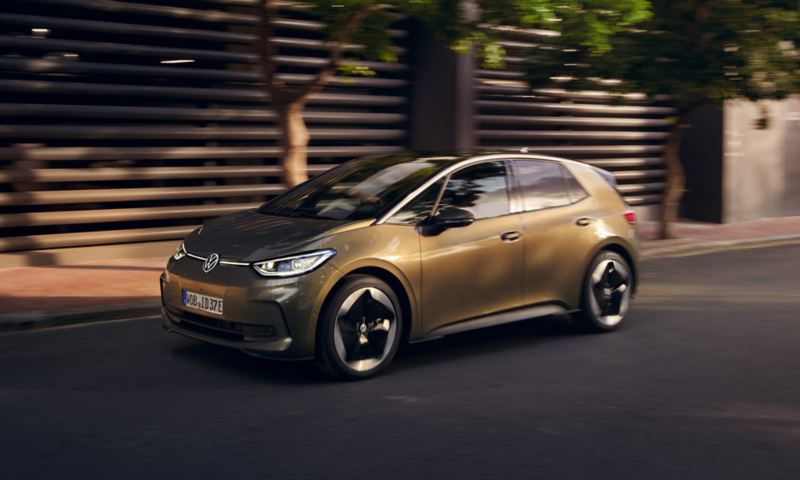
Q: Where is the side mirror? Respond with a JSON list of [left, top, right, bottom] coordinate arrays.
[[434, 207, 475, 229], [419, 207, 475, 236]]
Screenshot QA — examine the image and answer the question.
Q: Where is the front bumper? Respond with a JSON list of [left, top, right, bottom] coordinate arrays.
[[161, 307, 293, 354], [160, 255, 340, 359]]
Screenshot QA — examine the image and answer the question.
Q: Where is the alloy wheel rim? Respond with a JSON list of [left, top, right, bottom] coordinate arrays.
[[333, 287, 397, 372], [588, 259, 631, 326]]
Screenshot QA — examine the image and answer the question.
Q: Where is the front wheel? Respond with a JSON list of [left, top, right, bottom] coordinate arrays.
[[316, 275, 402, 380], [574, 251, 634, 332]]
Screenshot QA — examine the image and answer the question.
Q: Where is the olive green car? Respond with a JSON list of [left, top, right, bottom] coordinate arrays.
[[161, 153, 639, 379]]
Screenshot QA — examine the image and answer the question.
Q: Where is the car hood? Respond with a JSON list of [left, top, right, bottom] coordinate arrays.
[[183, 209, 371, 263]]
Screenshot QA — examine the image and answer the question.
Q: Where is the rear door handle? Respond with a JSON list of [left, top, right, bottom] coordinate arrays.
[[575, 217, 593, 227], [500, 231, 521, 242]]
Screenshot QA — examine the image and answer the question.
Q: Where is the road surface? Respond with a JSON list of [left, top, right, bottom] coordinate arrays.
[[2, 244, 799, 479]]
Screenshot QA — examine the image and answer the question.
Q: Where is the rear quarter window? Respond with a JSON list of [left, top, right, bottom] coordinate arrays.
[[563, 167, 589, 203]]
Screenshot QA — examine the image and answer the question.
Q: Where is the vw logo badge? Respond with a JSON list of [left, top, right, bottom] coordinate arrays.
[[202, 253, 220, 273]]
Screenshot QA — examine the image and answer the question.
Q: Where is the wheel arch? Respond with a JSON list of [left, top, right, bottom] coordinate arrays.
[[585, 239, 639, 297], [315, 264, 416, 356]]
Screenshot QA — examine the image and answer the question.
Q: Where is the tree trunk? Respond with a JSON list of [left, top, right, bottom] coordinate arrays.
[[276, 102, 309, 187], [257, 2, 376, 189], [658, 111, 689, 239]]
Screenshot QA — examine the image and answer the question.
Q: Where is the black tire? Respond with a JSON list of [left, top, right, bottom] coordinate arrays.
[[574, 250, 634, 333], [316, 275, 403, 380]]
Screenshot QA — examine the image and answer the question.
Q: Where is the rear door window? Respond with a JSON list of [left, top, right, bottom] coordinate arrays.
[[511, 160, 572, 212]]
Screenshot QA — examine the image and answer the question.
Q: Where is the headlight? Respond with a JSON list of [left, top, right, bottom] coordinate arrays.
[[252, 249, 336, 277], [173, 241, 186, 260]]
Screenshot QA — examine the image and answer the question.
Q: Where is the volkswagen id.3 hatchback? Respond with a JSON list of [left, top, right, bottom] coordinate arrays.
[[161, 153, 639, 379]]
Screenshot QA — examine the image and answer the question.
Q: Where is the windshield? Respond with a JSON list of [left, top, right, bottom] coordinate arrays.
[[259, 155, 445, 221]]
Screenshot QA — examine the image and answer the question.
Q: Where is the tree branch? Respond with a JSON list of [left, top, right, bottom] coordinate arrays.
[[294, 3, 382, 104]]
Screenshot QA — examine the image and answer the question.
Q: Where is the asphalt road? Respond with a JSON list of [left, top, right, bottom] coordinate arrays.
[[2, 244, 800, 480]]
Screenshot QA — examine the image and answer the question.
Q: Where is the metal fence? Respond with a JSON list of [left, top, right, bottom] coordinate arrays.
[[0, 0, 409, 253], [476, 27, 673, 207]]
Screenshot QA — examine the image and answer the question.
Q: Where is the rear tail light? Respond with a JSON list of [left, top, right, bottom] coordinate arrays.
[[624, 210, 637, 225]]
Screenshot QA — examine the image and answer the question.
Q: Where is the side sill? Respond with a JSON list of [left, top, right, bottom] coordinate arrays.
[[423, 304, 576, 339]]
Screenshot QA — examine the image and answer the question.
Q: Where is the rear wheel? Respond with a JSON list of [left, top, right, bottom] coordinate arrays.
[[574, 251, 634, 332], [316, 275, 402, 380]]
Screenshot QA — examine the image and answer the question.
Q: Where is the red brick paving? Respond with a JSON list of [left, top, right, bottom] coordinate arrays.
[[638, 216, 800, 254], [0, 258, 164, 314]]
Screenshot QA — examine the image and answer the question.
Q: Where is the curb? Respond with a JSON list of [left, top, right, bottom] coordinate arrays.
[[641, 234, 800, 259], [0, 301, 161, 333], [3, 235, 799, 334]]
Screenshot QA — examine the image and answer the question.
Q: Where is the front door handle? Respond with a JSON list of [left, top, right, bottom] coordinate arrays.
[[575, 217, 594, 227], [500, 231, 521, 242]]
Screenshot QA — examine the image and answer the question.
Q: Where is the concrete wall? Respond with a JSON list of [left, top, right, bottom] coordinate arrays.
[[723, 97, 800, 222], [681, 96, 800, 223]]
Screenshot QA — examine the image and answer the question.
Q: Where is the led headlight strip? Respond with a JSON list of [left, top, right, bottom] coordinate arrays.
[[252, 249, 337, 277]]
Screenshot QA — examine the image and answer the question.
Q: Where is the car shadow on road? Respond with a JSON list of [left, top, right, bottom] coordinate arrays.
[[170, 342, 330, 385], [169, 314, 584, 384], [393, 314, 583, 370]]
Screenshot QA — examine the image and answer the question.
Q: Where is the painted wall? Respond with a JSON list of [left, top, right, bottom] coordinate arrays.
[[723, 97, 800, 222]]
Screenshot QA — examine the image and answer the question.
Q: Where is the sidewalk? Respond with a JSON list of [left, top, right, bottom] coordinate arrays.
[[638, 215, 800, 257], [2, 215, 799, 331], [0, 257, 165, 331]]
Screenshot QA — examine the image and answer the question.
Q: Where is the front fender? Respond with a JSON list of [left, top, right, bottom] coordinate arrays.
[[329, 257, 422, 341]]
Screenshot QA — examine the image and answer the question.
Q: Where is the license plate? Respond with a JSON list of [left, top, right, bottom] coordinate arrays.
[[182, 290, 224, 315]]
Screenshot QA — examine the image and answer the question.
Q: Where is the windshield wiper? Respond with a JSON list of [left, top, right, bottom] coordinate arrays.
[[289, 209, 321, 219], [260, 207, 322, 219]]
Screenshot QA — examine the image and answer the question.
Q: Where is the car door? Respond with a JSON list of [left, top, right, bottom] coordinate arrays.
[[417, 161, 524, 335], [510, 159, 599, 307]]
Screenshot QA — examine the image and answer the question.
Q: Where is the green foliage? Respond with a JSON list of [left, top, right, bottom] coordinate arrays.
[[301, 1, 653, 71], [524, 0, 800, 110]]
